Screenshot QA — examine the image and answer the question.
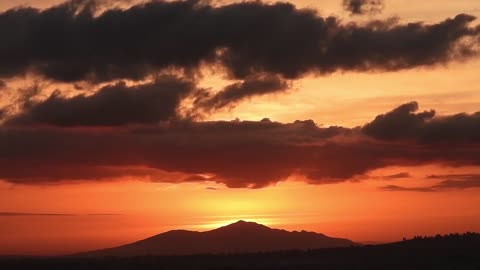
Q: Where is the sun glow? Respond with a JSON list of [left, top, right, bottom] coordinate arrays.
[[195, 216, 278, 230]]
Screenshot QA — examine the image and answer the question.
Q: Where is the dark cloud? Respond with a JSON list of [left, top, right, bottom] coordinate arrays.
[[428, 174, 480, 190], [434, 179, 480, 190], [0, 0, 478, 83], [427, 174, 480, 180], [362, 101, 480, 143], [362, 101, 436, 140], [381, 174, 480, 192], [343, 0, 385, 15], [5, 76, 194, 126], [380, 185, 435, 192], [366, 172, 412, 180], [193, 75, 289, 113], [2, 102, 480, 188], [383, 172, 411, 179], [0, 119, 353, 188], [0, 80, 6, 89], [0, 108, 6, 120], [0, 1, 477, 190]]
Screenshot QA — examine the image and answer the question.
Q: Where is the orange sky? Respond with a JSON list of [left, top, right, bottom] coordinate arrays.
[[2, 164, 480, 255], [1, 0, 480, 256]]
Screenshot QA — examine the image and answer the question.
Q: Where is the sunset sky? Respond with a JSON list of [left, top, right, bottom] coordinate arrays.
[[1, 0, 480, 256]]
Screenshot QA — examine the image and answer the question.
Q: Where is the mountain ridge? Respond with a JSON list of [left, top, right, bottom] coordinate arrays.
[[77, 220, 356, 257]]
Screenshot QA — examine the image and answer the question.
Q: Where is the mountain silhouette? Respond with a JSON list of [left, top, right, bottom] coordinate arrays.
[[78, 220, 356, 256]]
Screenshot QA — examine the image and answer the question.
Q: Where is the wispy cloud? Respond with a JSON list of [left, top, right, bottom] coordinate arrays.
[[380, 185, 435, 192], [383, 172, 412, 179], [0, 212, 123, 217], [380, 174, 480, 192]]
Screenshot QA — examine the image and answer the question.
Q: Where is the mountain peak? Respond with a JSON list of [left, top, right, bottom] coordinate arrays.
[[230, 220, 260, 226], [216, 220, 270, 231], [235, 220, 248, 224]]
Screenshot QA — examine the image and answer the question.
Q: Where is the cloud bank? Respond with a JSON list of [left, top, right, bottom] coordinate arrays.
[[0, 0, 478, 84], [1, 1, 480, 190], [1, 102, 480, 188]]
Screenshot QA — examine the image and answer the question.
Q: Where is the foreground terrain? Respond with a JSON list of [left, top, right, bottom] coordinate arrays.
[[2, 233, 479, 270]]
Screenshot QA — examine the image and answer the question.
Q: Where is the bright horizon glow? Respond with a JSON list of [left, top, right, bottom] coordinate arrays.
[[2, 164, 480, 255], [194, 218, 277, 230]]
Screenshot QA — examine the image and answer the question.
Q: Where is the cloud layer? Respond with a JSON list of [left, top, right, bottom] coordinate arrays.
[[1, 102, 480, 188], [0, 0, 478, 83], [1, 1, 480, 190]]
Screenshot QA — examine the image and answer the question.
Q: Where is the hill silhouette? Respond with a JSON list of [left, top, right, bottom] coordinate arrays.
[[78, 220, 356, 256], [2, 232, 480, 270], [385, 232, 480, 248]]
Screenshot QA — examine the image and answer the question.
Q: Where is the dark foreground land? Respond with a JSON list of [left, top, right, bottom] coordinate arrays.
[[2, 233, 480, 270]]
